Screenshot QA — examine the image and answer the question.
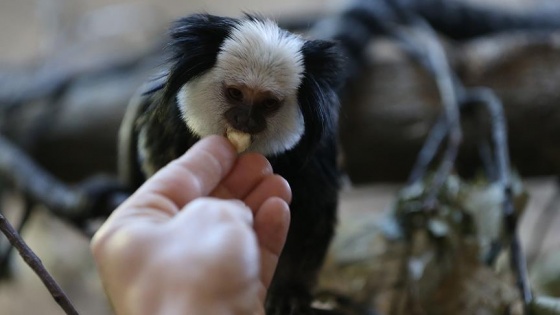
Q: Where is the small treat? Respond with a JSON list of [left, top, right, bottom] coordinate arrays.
[[226, 129, 251, 153]]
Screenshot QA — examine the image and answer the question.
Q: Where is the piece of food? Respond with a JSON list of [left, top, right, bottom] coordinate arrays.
[[226, 129, 251, 153]]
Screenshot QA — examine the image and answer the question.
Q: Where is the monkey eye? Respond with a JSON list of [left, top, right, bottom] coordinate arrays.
[[262, 98, 280, 111], [226, 87, 243, 102]]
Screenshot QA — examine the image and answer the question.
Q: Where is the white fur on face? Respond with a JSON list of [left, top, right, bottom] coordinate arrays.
[[177, 18, 306, 156]]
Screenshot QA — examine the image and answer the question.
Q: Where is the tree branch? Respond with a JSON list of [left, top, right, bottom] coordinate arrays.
[[0, 133, 128, 312], [377, 4, 535, 311], [466, 88, 534, 310], [0, 134, 127, 226]]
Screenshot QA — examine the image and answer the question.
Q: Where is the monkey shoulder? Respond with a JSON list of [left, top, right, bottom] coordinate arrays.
[[119, 87, 200, 188]]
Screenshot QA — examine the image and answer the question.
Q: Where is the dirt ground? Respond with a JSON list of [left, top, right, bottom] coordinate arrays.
[[0, 0, 559, 314]]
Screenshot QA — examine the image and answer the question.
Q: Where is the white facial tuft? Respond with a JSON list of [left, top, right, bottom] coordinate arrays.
[[176, 18, 306, 156], [217, 18, 305, 93]]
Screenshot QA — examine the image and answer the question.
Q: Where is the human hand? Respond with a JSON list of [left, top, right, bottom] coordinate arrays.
[[91, 136, 291, 315]]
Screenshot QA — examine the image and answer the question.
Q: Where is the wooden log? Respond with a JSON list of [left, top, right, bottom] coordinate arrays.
[[340, 31, 560, 183]]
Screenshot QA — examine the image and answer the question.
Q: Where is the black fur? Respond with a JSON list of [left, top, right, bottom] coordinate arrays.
[[298, 40, 345, 153]]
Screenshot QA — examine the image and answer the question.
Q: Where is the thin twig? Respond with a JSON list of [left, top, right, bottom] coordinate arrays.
[[466, 88, 533, 310], [0, 212, 79, 314], [383, 11, 463, 207], [0, 196, 34, 276], [407, 113, 448, 184], [477, 139, 498, 182], [407, 17, 463, 208]]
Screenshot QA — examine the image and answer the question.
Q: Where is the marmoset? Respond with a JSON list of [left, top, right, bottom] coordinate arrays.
[[118, 10, 368, 314]]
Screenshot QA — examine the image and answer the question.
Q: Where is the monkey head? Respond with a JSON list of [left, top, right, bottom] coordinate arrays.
[[177, 18, 305, 155], [162, 14, 345, 157]]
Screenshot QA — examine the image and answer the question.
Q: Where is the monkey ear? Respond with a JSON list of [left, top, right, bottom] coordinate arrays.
[[162, 14, 238, 101], [298, 40, 347, 151]]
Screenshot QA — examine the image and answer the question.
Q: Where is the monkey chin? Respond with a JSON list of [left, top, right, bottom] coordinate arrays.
[[225, 128, 252, 153]]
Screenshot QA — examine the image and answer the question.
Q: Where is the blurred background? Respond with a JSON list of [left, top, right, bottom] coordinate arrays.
[[0, 0, 559, 314]]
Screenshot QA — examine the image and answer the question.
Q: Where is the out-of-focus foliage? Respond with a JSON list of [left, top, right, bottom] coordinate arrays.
[[315, 173, 559, 315]]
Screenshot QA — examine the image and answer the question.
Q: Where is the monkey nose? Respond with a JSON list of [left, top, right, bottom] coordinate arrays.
[[233, 111, 250, 125], [225, 113, 261, 134], [233, 116, 259, 133]]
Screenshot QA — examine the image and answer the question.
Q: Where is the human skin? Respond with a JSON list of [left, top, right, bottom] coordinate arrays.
[[91, 136, 292, 315]]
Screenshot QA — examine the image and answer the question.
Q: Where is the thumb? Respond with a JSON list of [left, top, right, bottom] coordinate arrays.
[[123, 136, 237, 218]]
